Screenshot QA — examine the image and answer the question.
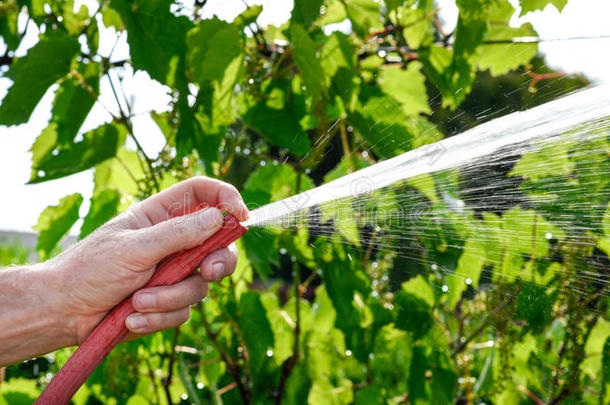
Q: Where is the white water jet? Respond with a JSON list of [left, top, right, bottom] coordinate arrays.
[[244, 85, 610, 228]]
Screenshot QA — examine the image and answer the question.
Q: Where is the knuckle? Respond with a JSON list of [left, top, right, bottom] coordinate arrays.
[[180, 309, 191, 324]]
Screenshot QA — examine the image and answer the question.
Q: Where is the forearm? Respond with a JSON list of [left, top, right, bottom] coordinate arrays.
[[0, 262, 75, 366]]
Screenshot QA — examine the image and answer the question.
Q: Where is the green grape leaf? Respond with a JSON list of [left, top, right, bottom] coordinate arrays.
[[291, 24, 326, 104], [475, 25, 537, 76], [241, 228, 278, 279], [0, 0, 20, 50], [57, 0, 90, 34], [420, 0, 490, 109], [238, 291, 274, 372], [0, 378, 41, 405], [318, 0, 348, 26], [242, 80, 312, 156], [581, 318, 610, 379], [93, 148, 144, 205], [321, 32, 357, 104], [402, 274, 435, 307], [471, 1, 538, 76], [187, 20, 243, 88], [369, 325, 413, 397], [354, 385, 383, 405], [395, 291, 432, 339], [101, 2, 123, 29], [322, 258, 366, 334], [445, 239, 486, 309], [234, 4, 263, 27], [516, 284, 553, 332], [510, 140, 574, 180], [110, 0, 192, 85], [519, 0, 567, 16], [396, 7, 432, 50], [260, 292, 294, 365], [292, 0, 322, 27], [46, 62, 100, 145], [34, 193, 83, 259], [29, 123, 124, 184], [343, 0, 383, 37], [0, 32, 79, 125], [80, 189, 121, 239], [244, 164, 314, 202], [308, 378, 353, 404], [350, 85, 435, 157], [378, 62, 431, 116]]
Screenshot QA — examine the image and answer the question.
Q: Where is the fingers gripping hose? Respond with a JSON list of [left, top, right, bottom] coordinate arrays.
[[35, 215, 248, 405]]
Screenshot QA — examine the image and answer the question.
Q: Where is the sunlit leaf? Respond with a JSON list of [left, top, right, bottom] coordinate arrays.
[[34, 193, 83, 259], [238, 291, 274, 372], [0, 32, 79, 125], [29, 123, 124, 184], [110, 0, 192, 85], [519, 0, 567, 16], [80, 189, 120, 239], [291, 24, 326, 103]]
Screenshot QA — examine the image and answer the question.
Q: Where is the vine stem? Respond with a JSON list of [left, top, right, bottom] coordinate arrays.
[[517, 385, 545, 405], [106, 71, 160, 192], [199, 303, 252, 404], [275, 261, 301, 405], [161, 329, 180, 405]]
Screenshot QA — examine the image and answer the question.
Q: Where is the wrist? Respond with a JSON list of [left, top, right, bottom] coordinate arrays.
[[0, 262, 76, 366], [40, 256, 80, 347]]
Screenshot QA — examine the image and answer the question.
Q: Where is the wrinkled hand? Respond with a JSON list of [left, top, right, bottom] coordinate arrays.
[[49, 177, 249, 344]]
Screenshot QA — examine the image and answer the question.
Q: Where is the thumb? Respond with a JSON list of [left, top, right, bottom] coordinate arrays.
[[127, 207, 224, 266]]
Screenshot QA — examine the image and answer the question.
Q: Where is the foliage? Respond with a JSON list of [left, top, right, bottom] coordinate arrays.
[[1, 0, 608, 404]]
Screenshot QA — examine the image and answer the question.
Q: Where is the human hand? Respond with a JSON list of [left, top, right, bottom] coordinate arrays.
[[48, 177, 249, 345]]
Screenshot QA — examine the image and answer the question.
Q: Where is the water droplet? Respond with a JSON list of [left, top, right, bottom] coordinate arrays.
[[197, 382, 204, 389], [345, 349, 352, 356], [546, 232, 553, 239], [466, 278, 472, 285], [431, 264, 438, 271], [181, 393, 188, 400], [37, 170, 45, 177], [279, 248, 287, 254], [378, 50, 387, 58], [442, 285, 449, 292], [266, 350, 274, 357]]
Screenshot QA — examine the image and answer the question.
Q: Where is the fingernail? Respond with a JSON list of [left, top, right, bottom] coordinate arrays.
[[135, 293, 155, 309], [126, 314, 147, 331], [213, 262, 225, 281], [241, 201, 250, 220]]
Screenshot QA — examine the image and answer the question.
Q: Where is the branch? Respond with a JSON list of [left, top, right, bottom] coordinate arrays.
[[161, 329, 180, 405], [276, 263, 301, 405], [199, 303, 252, 405], [517, 386, 545, 405], [526, 71, 567, 92], [106, 71, 161, 192]]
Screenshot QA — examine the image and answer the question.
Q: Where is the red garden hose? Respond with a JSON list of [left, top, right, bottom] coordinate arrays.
[[35, 214, 248, 404]]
